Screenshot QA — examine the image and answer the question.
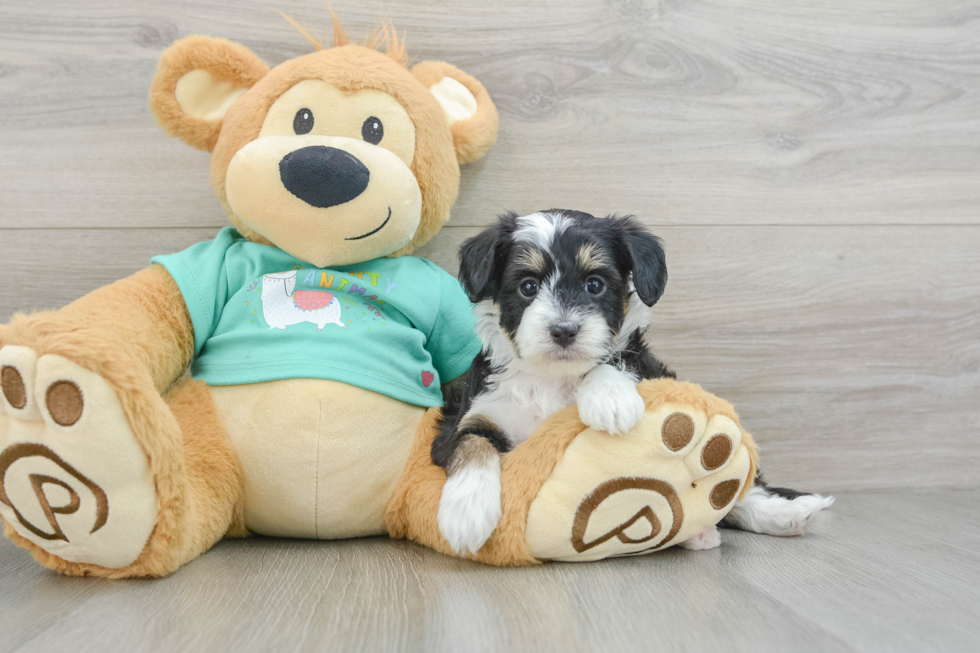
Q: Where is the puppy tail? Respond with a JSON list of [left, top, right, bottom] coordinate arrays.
[[721, 472, 834, 537]]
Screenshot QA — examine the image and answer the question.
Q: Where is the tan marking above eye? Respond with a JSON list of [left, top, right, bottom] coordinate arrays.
[[259, 79, 416, 167], [516, 247, 546, 273], [577, 243, 608, 271]]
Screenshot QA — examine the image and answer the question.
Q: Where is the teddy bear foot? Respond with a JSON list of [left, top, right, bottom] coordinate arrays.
[[0, 346, 158, 569], [522, 379, 756, 562]]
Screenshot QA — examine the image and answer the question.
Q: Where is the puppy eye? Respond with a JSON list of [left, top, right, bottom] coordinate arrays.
[[361, 116, 384, 144], [585, 277, 605, 295], [519, 278, 539, 298], [293, 108, 314, 135]]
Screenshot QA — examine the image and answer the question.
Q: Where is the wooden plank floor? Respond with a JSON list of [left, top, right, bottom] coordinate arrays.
[[1, 490, 978, 653]]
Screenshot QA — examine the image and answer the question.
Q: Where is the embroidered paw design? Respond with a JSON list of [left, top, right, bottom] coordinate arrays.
[[570, 477, 682, 553], [524, 390, 752, 562], [0, 346, 158, 568]]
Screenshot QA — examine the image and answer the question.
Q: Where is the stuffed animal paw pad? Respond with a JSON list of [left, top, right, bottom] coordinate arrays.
[[523, 388, 752, 562], [0, 347, 157, 568], [657, 410, 742, 483]]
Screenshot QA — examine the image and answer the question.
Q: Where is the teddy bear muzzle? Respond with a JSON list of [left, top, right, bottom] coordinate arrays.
[[224, 134, 423, 267]]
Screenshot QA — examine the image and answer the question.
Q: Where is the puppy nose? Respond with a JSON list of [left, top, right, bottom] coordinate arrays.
[[279, 146, 370, 209], [550, 323, 579, 347]]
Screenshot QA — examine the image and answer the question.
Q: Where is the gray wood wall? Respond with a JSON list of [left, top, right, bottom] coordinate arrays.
[[1, 0, 977, 493]]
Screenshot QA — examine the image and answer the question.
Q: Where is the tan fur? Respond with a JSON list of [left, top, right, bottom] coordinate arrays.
[[279, 12, 406, 66], [150, 36, 269, 152], [447, 432, 499, 476], [385, 378, 759, 565], [166, 379, 247, 543], [1, 265, 192, 393], [577, 243, 608, 271], [635, 379, 759, 500], [386, 407, 545, 565], [516, 247, 547, 273], [206, 45, 464, 255], [150, 32, 497, 256], [411, 60, 500, 165], [0, 269, 245, 577], [4, 379, 243, 578], [363, 20, 408, 67]]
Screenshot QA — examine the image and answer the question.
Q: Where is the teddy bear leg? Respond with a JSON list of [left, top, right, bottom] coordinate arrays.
[[385, 379, 758, 565], [160, 377, 247, 553], [0, 346, 243, 578]]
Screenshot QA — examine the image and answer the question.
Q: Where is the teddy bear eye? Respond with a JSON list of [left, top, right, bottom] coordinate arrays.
[[293, 108, 314, 135], [361, 116, 384, 145]]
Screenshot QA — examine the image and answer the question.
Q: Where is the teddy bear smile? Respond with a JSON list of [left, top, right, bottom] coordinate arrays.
[[345, 206, 392, 241]]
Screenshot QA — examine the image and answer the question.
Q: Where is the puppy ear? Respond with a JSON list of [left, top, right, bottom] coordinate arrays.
[[613, 216, 668, 307], [458, 225, 501, 303], [458, 213, 515, 302], [150, 35, 269, 152], [412, 61, 499, 165]]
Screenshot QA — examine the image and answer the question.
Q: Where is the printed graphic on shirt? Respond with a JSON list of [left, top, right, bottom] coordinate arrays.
[[251, 267, 403, 332], [260, 270, 347, 332], [248, 268, 435, 388]]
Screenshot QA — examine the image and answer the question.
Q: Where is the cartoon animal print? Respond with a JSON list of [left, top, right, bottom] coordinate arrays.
[[261, 271, 347, 331]]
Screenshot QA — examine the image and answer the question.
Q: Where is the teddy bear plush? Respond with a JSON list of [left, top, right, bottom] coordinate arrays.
[[0, 20, 757, 577]]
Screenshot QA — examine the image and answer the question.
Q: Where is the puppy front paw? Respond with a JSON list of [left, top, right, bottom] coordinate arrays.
[[437, 458, 502, 555], [577, 365, 645, 435], [678, 525, 722, 551]]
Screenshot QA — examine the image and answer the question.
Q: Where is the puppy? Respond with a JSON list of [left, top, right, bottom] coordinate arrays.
[[433, 209, 833, 555]]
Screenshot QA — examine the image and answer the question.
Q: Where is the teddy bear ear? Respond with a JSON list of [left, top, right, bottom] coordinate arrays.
[[412, 61, 499, 165], [150, 35, 270, 152]]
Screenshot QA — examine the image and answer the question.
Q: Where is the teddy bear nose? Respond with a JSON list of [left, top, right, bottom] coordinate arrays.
[[279, 145, 370, 209]]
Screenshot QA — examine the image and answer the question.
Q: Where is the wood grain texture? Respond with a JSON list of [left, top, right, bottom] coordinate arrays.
[[0, 2, 978, 491], [0, 0, 978, 229], [2, 225, 977, 492], [0, 491, 978, 653], [1, 1, 979, 644]]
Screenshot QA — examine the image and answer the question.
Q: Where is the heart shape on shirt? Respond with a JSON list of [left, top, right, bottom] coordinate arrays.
[[421, 371, 435, 387]]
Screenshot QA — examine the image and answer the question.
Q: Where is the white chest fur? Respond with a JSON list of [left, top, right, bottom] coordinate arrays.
[[465, 369, 581, 445]]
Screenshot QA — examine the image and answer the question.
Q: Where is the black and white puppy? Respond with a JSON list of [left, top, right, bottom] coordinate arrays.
[[433, 209, 833, 554]]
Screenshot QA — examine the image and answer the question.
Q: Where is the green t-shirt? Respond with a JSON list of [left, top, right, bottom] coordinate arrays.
[[151, 227, 480, 407]]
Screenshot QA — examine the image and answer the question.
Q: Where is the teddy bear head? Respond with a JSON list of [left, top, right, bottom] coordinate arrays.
[[149, 20, 498, 267]]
